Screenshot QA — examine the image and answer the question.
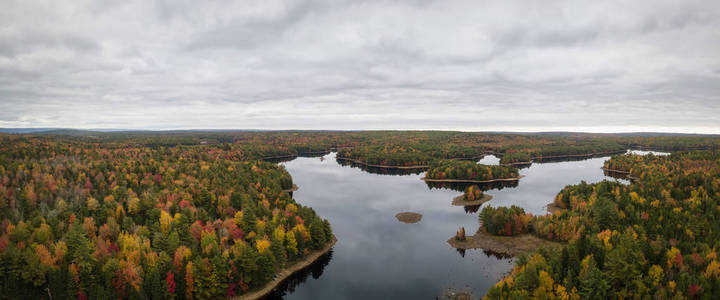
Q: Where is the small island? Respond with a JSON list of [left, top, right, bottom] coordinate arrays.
[[451, 185, 493, 206], [423, 160, 522, 183], [448, 205, 561, 256], [336, 146, 434, 169], [396, 212, 423, 223], [448, 227, 560, 257]]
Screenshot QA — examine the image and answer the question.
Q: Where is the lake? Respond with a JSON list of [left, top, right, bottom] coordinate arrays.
[[266, 150, 659, 299]]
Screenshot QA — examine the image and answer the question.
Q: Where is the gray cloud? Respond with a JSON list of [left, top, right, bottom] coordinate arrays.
[[0, 0, 719, 132]]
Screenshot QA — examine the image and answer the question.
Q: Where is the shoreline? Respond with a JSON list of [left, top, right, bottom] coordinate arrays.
[[298, 150, 331, 156], [447, 227, 560, 257], [533, 150, 625, 160], [601, 167, 630, 174], [500, 150, 626, 165], [452, 194, 493, 206], [450, 155, 486, 161], [421, 175, 524, 183], [500, 160, 533, 166], [282, 184, 299, 193], [233, 235, 338, 300], [601, 167, 640, 180], [262, 154, 298, 160], [336, 157, 430, 169]]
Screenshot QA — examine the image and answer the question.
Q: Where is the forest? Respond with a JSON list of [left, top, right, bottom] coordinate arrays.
[[0, 135, 333, 299], [425, 160, 519, 182], [2, 130, 720, 299], [480, 205, 533, 236], [482, 150, 720, 299], [497, 142, 626, 165], [7, 130, 720, 168]]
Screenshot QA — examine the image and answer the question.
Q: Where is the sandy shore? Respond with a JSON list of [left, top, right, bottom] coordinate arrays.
[[233, 235, 338, 300], [452, 194, 493, 206], [421, 175, 524, 184], [447, 227, 560, 257]]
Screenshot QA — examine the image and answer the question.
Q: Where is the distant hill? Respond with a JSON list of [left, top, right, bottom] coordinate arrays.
[[0, 128, 66, 134], [1, 128, 718, 137]]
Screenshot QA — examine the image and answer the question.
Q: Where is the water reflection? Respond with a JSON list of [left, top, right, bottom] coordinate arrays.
[[425, 180, 518, 192], [481, 249, 513, 260], [298, 151, 331, 158], [266, 251, 334, 299], [277, 153, 512, 299], [464, 205, 481, 214], [335, 157, 426, 175], [272, 151, 635, 299], [264, 155, 298, 164], [603, 169, 633, 181], [534, 152, 625, 164]]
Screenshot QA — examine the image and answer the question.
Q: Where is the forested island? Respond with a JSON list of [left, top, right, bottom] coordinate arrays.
[[1, 130, 720, 299], [452, 185, 493, 206], [424, 160, 521, 183]]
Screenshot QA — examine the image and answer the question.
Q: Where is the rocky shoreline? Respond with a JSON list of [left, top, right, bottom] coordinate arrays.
[[447, 227, 560, 257], [451, 194, 493, 206]]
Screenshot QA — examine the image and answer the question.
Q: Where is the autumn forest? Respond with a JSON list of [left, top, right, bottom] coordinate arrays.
[[1, 130, 720, 299]]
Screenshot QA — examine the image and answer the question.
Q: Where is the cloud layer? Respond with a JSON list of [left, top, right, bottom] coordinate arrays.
[[1, 0, 719, 132]]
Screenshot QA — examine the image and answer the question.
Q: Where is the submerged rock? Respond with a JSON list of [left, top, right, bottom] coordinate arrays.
[[438, 290, 475, 300]]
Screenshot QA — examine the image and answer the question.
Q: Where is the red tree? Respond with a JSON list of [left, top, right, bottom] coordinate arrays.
[[166, 272, 176, 295]]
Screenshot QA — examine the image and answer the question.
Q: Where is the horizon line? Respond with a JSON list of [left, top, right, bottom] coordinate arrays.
[[1, 127, 719, 136]]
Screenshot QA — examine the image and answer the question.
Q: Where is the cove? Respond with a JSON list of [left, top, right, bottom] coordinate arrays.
[[266, 150, 663, 299]]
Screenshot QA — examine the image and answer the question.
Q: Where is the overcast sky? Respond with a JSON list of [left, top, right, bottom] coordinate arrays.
[[1, 0, 719, 133]]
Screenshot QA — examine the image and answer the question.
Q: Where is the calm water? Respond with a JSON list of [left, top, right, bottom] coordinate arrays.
[[267, 150, 656, 299]]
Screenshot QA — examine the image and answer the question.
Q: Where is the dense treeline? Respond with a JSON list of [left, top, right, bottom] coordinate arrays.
[[498, 141, 626, 164], [426, 160, 519, 181], [624, 136, 720, 151], [0, 137, 332, 299], [480, 206, 533, 236], [8, 130, 720, 168], [336, 144, 481, 167], [484, 151, 720, 299], [4, 131, 720, 299]]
